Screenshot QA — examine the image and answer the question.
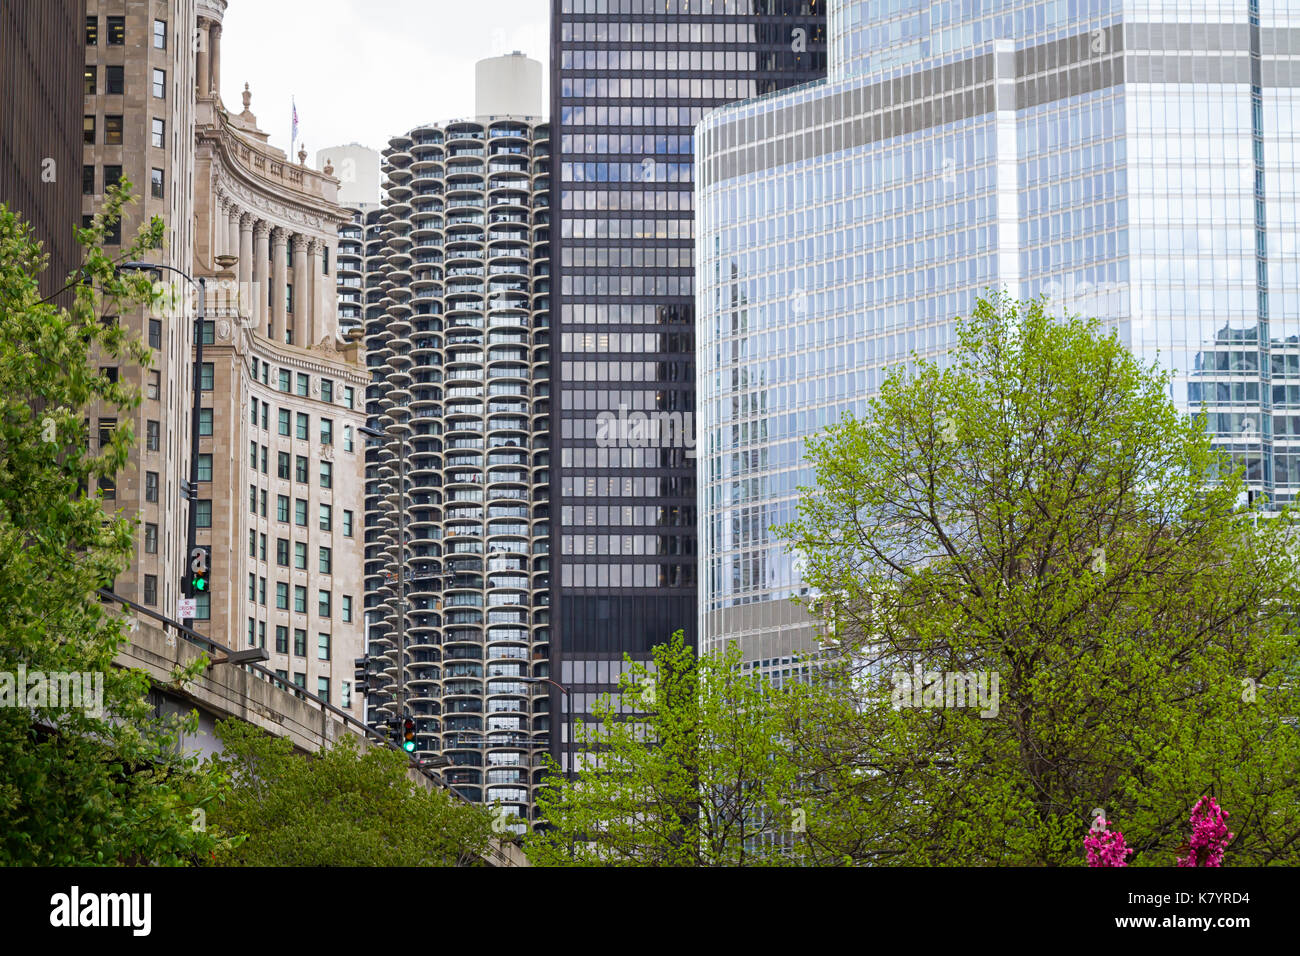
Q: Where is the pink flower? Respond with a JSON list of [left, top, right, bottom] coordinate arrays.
[[1085, 818, 1134, 867], [1177, 796, 1233, 867]]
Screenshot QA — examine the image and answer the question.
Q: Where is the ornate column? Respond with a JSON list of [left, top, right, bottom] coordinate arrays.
[[271, 226, 289, 344], [196, 17, 210, 98], [227, 204, 240, 264], [253, 220, 271, 335], [306, 238, 321, 346], [209, 22, 222, 98], [238, 213, 254, 293], [291, 233, 309, 346]]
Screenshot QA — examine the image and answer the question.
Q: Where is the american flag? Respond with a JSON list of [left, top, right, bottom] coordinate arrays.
[[291, 98, 299, 151]]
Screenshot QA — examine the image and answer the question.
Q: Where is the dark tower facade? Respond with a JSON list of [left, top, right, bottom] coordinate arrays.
[[0, 0, 86, 303], [549, 0, 825, 771]]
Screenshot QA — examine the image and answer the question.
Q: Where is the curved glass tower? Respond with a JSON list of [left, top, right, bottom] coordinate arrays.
[[697, 0, 1300, 666], [363, 118, 551, 832]]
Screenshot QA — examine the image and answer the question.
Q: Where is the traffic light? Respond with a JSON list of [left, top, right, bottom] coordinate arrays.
[[401, 717, 416, 753], [180, 479, 197, 501], [353, 657, 369, 694], [189, 546, 209, 595]]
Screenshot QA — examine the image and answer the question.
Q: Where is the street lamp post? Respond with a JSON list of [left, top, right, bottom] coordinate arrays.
[[519, 676, 572, 779], [119, 257, 235, 626]]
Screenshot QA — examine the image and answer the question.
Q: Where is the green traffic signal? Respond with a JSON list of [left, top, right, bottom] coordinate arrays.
[[402, 740, 416, 753], [191, 575, 208, 592]]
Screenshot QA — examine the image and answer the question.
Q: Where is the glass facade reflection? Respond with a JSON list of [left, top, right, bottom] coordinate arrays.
[[697, 0, 1300, 663], [550, 0, 825, 770]]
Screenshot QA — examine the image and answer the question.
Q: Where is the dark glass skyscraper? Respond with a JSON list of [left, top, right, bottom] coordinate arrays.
[[549, 0, 825, 771]]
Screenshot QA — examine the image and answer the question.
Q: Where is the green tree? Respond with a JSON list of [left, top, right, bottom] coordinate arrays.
[[778, 293, 1300, 865], [208, 718, 493, 866], [527, 631, 822, 866], [0, 189, 227, 865]]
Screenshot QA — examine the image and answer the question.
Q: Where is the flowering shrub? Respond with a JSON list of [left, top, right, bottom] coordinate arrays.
[[1177, 797, 1233, 868], [1084, 818, 1134, 867]]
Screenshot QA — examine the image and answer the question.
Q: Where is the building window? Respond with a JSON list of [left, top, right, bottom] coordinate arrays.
[[151, 118, 165, 149], [343, 386, 355, 410], [153, 19, 166, 49], [260, 489, 268, 517], [145, 471, 158, 502], [276, 582, 288, 610], [148, 318, 161, 349], [343, 510, 354, 536], [277, 537, 289, 566], [278, 408, 290, 435], [319, 462, 332, 489], [317, 633, 331, 661], [316, 678, 329, 704], [294, 587, 307, 614], [342, 595, 353, 623], [341, 681, 351, 709], [146, 370, 160, 400], [277, 495, 289, 522], [294, 541, 306, 570], [249, 529, 257, 558], [320, 379, 333, 403], [105, 115, 124, 145], [295, 455, 308, 483], [342, 425, 353, 453], [82, 164, 95, 195], [198, 408, 213, 436], [200, 363, 214, 390], [86, 16, 98, 45], [249, 484, 257, 515], [295, 499, 308, 527], [278, 451, 290, 479], [197, 454, 212, 482], [104, 165, 122, 189], [83, 67, 96, 95], [318, 590, 331, 618], [259, 577, 267, 606], [195, 500, 212, 527], [194, 320, 215, 344], [146, 420, 160, 451], [106, 65, 124, 95], [151, 168, 164, 199], [144, 523, 158, 554], [106, 16, 125, 44], [319, 504, 332, 532], [286, 284, 294, 315], [320, 418, 333, 445], [248, 573, 256, 601], [259, 534, 267, 561], [195, 592, 210, 620], [98, 477, 115, 500], [296, 412, 309, 440], [152, 69, 166, 99], [143, 575, 157, 606], [279, 369, 291, 392], [275, 625, 288, 654], [319, 547, 331, 574], [83, 116, 95, 144], [296, 373, 309, 397]]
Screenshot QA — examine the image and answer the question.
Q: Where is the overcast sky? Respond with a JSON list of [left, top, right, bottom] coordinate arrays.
[[220, 0, 549, 158]]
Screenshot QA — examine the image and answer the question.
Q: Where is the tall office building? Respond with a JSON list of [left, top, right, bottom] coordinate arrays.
[[0, 0, 85, 304], [549, 0, 825, 770], [192, 4, 365, 713], [696, 0, 1300, 663], [80, 0, 198, 625], [362, 59, 550, 828]]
